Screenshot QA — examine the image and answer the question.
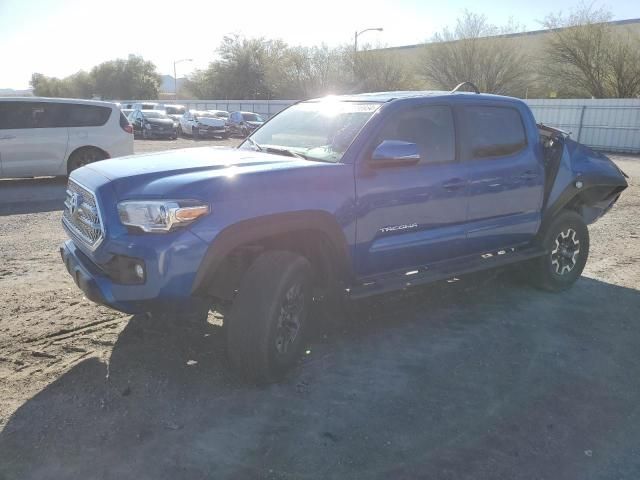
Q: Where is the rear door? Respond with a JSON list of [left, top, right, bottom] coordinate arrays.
[[63, 103, 112, 154], [355, 103, 469, 276], [456, 103, 544, 253], [0, 101, 69, 178]]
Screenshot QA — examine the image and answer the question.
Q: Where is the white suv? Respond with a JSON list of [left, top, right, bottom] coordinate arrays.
[[0, 97, 133, 178]]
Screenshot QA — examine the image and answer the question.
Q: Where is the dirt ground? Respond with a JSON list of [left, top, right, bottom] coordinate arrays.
[[0, 140, 639, 479]]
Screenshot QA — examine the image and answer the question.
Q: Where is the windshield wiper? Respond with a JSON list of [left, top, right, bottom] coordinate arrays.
[[264, 146, 307, 159], [245, 137, 263, 152]]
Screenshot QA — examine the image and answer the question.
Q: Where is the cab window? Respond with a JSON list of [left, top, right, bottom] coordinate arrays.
[[374, 105, 455, 164]]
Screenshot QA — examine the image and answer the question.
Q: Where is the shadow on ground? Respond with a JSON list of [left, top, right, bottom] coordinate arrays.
[[1, 275, 640, 480], [0, 177, 67, 216]]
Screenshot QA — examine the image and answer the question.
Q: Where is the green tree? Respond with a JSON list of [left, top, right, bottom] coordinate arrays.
[[91, 54, 161, 99]]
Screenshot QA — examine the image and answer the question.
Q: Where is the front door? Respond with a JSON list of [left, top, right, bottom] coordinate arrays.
[[354, 104, 469, 277]]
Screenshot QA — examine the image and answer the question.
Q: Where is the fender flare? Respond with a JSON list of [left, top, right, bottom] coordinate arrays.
[[191, 210, 353, 296]]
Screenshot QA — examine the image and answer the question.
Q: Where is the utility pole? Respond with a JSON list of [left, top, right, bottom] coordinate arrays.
[[354, 27, 384, 54], [173, 58, 193, 100]]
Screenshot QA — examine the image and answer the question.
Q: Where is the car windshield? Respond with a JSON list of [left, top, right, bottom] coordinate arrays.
[[240, 100, 381, 163], [165, 106, 185, 115], [142, 111, 169, 119], [242, 113, 264, 122]]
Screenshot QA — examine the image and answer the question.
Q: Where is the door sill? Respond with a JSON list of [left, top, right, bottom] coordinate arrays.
[[348, 245, 546, 299]]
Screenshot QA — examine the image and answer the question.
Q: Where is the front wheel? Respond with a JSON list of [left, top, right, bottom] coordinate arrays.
[[529, 210, 589, 292], [226, 251, 312, 383]]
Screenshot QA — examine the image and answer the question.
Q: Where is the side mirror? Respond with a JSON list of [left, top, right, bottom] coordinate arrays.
[[371, 140, 420, 166]]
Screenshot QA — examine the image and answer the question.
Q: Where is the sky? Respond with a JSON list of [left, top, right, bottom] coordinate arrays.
[[1, 0, 638, 89]]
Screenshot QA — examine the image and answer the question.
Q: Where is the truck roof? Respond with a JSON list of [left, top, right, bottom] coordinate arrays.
[[308, 90, 523, 104]]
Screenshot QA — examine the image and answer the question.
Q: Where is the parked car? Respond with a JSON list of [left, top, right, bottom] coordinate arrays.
[[0, 97, 133, 177], [132, 102, 159, 111], [179, 110, 229, 139], [60, 89, 627, 383], [129, 109, 177, 139], [156, 104, 187, 122], [228, 111, 265, 137], [208, 109, 230, 121]]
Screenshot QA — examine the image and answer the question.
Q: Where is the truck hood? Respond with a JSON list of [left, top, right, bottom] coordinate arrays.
[[80, 147, 329, 197]]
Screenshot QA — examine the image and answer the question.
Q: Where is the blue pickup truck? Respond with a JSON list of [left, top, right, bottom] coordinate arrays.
[[60, 88, 628, 382]]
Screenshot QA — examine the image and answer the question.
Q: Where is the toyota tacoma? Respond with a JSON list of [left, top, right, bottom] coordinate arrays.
[[60, 86, 628, 382]]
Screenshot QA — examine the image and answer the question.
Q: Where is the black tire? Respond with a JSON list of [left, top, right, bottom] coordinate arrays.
[[67, 147, 106, 174], [192, 125, 199, 140], [221, 133, 230, 140], [529, 210, 589, 292], [226, 251, 312, 383]]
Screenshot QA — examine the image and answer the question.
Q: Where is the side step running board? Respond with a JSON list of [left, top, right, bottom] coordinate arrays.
[[348, 247, 546, 299]]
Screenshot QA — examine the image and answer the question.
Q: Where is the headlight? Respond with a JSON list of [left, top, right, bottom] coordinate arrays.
[[117, 200, 209, 233], [144, 123, 152, 129]]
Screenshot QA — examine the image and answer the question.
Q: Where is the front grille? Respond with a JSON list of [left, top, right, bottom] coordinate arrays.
[[62, 180, 104, 250]]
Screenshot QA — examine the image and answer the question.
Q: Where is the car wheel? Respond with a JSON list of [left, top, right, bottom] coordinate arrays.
[[529, 210, 589, 292], [192, 126, 199, 140], [221, 133, 230, 140], [226, 251, 312, 383], [67, 147, 106, 174]]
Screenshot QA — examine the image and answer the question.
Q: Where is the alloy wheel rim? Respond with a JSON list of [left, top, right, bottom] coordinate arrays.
[[550, 228, 580, 275], [274, 283, 305, 355]]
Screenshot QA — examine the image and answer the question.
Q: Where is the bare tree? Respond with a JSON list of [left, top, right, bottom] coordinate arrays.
[[418, 11, 532, 96], [542, 3, 640, 98], [351, 47, 418, 93], [276, 45, 351, 98]]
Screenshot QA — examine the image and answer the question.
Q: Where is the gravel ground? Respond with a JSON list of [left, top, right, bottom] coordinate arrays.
[[0, 142, 638, 479]]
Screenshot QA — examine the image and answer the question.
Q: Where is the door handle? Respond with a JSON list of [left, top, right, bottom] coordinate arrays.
[[442, 179, 466, 191]]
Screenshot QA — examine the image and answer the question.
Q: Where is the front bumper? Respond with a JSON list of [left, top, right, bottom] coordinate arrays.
[[147, 128, 176, 138], [196, 126, 229, 137], [60, 226, 210, 314]]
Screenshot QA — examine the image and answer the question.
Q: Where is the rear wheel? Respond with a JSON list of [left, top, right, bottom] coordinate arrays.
[[67, 147, 106, 174], [529, 210, 589, 292], [226, 251, 312, 383]]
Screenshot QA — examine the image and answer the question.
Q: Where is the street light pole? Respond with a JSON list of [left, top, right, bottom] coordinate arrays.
[[173, 58, 193, 100], [354, 27, 383, 54]]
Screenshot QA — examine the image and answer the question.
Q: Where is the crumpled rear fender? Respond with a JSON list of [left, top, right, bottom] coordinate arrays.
[[542, 135, 628, 227]]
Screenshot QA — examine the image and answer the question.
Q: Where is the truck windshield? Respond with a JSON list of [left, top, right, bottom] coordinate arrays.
[[240, 100, 381, 163]]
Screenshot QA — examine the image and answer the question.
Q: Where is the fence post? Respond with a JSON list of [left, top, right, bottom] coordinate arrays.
[[576, 105, 587, 143]]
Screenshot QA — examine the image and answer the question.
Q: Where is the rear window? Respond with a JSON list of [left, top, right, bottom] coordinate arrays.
[[242, 113, 264, 122], [165, 106, 186, 115], [59, 104, 112, 127], [458, 106, 527, 159]]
